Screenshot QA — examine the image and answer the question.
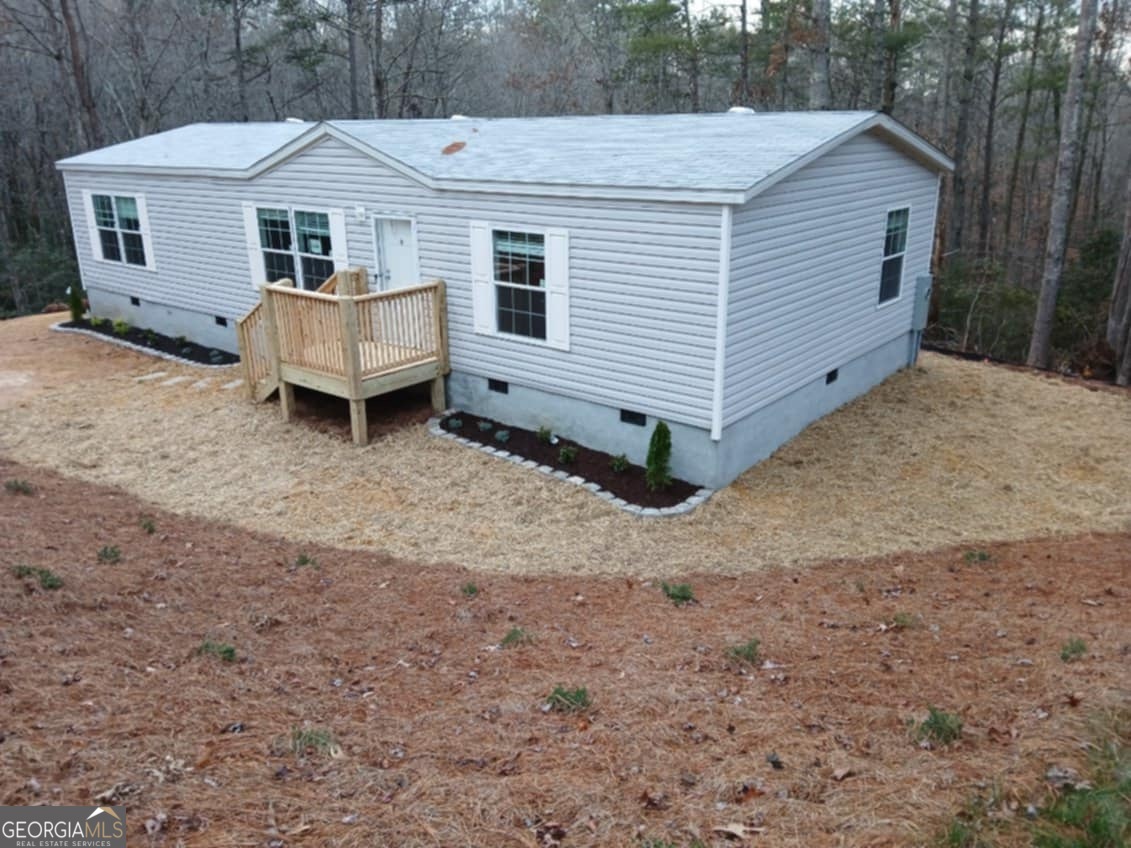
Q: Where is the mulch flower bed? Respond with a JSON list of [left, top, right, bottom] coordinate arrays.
[[60, 318, 239, 366], [440, 411, 698, 508]]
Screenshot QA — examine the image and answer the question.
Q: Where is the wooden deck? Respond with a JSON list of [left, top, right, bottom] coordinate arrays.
[[237, 267, 449, 445]]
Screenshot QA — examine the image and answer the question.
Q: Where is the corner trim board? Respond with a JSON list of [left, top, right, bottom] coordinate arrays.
[[710, 204, 732, 441]]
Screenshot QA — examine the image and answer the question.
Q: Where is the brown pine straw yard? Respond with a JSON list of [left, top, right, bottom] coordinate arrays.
[[0, 461, 1128, 847]]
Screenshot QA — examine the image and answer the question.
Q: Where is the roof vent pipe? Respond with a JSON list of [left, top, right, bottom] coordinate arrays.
[[284, 117, 304, 123], [450, 114, 470, 120], [727, 106, 756, 115]]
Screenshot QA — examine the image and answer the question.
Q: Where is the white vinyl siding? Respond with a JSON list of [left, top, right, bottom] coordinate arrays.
[[723, 130, 939, 427], [63, 137, 720, 427]]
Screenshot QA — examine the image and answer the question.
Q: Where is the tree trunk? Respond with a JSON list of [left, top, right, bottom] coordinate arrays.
[[231, 0, 249, 122], [680, 0, 701, 112], [945, 0, 980, 259], [977, 0, 1015, 258], [346, 0, 361, 118], [936, 0, 959, 140], [1002, 2, 1044, 261], [737, 0, 751, 105], [869, 0, 886, 109], [1027, 0, 1098, 369], [370, 0, 386, 118], [1107, 174, 1131, 385], [809, 0, 831, 109], [58, 0, 103, 146], [881, 0, 901, 114]]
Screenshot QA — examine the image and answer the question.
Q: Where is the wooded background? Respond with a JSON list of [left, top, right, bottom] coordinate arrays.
[[2, 0, 1129, 379]]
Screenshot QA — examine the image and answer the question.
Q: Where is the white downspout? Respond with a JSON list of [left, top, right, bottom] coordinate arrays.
[[710, 204, 732, 441]]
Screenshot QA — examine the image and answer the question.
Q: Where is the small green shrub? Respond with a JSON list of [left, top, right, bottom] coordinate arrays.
[[461, 581, 479, 598], [446, 417, 463, 430], [891, 612, 922, 630], [494, 429, 511, 443], [174, 335, 187, 347], [112, 319, 130, 337], [645, 421, 672, 491], [198, 639, 237, 662], [477, 420, 493, 432], [289, 726, 339, 757], [916, 706, 963, 746], [294, 553, 319, 570], [964, 549, 992, 564], [4, 479, 34, 495], [501, 627, 532, 648], [67, 285, 85, 322], [97, 545, 121, 564], [1060, 638, 1087, 663], [661, 582, 695, 606], [90, 317, 105, 328], [558, 445, 578, 464], [139, 517, 156, 534], [726, 637, 761, 665], [536, 425, 553, 444], [12, 565, 63, 590], [609, 453, 630, 473], [547, 685, 591, 713]]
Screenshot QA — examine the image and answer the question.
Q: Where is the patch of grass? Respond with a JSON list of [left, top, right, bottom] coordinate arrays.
[[891, 611, 922, 630], [547, 685, 591, 713], [294, 553, 319, 570], [536, 425, 553, 444], [639, 839, 679, 848], [609, 453, 629, 473], [139, 517, 156, 534], [558, 445, 578, 464], [96, 545, 121, 564], [461, 581, 479, 598], [1061, 638, 1087, 663], [726, 637, 761, 666], [198, 639, 237, 662], [11, 565, 63, 590], [661, 582, 695, 606], [4, 479, 34, 495], [917, 706, 963, 747], [964, 549, 992, 564], [501, 627, 532, 648], [288, 726, 339, 758]]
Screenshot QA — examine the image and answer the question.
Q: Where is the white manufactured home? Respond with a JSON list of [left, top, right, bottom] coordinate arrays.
[[57, 111, 951, 488]]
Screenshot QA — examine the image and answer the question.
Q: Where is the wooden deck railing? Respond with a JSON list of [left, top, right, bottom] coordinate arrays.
[[237, 266, 449, 444]]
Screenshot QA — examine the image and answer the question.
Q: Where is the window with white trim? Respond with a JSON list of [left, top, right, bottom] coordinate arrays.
[[91, 194, 148, 266], [256, 207, 335, 290], [879, 207, 909, 304], [493, 229, 546, 339]]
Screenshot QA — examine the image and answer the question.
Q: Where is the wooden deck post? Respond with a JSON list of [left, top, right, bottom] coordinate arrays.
[[339, 292, 367, 445], [430, 280, 449, 412], [259, 283, 296, 421]]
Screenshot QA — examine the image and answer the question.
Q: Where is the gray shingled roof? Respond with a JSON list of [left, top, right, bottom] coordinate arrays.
[[57, 112, 950, 198]]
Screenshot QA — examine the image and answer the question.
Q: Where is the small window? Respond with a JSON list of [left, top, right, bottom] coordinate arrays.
[[620, 409, 646, 426], [129, 296, 141, 307], [487, 378, 508, 394], [826, 369, 839, 385], [256, 207, 334, 291], [92, 193, 148, 267], [215, 316, 228, 327], [879, 208, 909, 304], [493, 230, 546, 340]]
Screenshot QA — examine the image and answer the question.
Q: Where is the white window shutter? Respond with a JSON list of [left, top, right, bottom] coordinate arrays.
[[242, 202, 266, 289], [469, 220, 494, 335], [544, 228, 570, 351], [82, 189, 102, 261], [329, 209, 349, 270], [135, 194, 156, 271]]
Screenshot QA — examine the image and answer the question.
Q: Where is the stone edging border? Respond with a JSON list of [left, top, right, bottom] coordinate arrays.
[[51, 321, 239, 370], [427, 413, 715, 517]]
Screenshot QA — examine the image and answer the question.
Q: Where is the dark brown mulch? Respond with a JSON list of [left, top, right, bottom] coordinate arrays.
[[61, 318, 239, 365], [441, 411, 698, 508], [1, 459, 1128, 847]]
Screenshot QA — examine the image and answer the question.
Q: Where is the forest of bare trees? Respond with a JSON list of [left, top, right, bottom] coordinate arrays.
[[2, 0, 1129, 378]]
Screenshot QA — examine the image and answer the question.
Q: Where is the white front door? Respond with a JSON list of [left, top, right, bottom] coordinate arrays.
[[373, 217, 418, 290]]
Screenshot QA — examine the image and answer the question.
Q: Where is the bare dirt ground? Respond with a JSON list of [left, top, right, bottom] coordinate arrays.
[[0, 314, 1128, 576], [0, 461, 1128, 847]]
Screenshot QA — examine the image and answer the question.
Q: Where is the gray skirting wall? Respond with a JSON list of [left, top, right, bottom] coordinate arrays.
[[87, 287, 240, 353]]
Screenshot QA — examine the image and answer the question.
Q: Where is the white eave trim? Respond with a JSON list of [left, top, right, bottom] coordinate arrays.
[[710, 205, 732, 442]]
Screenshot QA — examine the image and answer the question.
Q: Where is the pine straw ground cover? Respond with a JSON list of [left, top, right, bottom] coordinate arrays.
[[0, 313, 1129, 576], [0, 462, 1128, 847]]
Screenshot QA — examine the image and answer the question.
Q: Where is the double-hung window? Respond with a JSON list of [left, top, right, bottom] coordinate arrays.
[[879, 207, 909, 304], [253, 207, 337, 290], [85, 192, 152, 268], [493, 230, 546, 340]]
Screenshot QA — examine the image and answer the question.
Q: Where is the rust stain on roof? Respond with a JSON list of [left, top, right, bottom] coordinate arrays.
[[442, 141, 466, 155]]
